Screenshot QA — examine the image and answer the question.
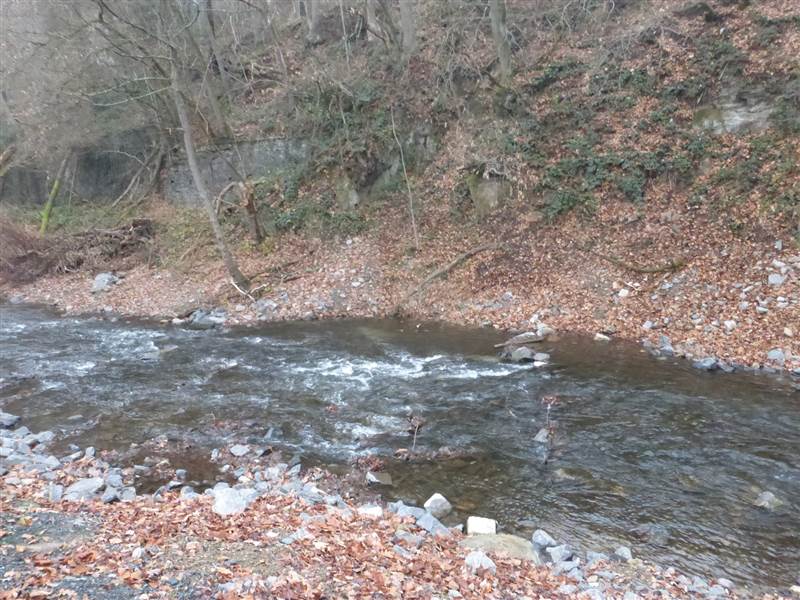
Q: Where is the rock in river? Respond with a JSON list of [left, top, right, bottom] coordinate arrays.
[[531, 529, 557, 550], [754, 490, 783, 511]]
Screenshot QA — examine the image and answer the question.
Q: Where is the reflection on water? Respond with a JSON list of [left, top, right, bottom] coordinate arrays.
[[1, 304, 798, 590]]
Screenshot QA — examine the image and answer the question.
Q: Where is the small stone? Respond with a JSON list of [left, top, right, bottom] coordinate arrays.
[[366, 471, 393, 486], [766, 349, 786, 365], [466, 516, 497, 535], [84, 446, 96, 459], [91, 272, 119, 293], [105, 470, 124, 489], [642, 320, 654, 331], [357, 504, 383, 518], [785, 328, 794, 338], [464, 550, 496, 575], [509, 346, 535, 362], [46, 483, 64, 502], [559, 584, 578, 594], [533, 428, 549, 444], [424, 493, 452, 518], [768, 273, 786, 286], [175, 469, 187, 480], [546, 544, 573, 563], [594, 333, 611, 342], [613, 546, 633, 561], [131, 547, 145, 560], [586, 550, 609, 567], [618, 288, 630, 298], [119, 487, 136, 501], [723, 320, 736, 332], [229, 444, 250, 457]]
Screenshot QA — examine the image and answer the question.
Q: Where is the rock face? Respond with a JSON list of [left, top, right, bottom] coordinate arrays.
[[164, 139, 309, 207], [91, 273, 119, 293], [423, 493, 452, 518], [64, 477, 104, 501], [460, 534, 541, 564]]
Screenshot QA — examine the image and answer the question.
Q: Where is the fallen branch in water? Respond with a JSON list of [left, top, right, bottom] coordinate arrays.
[[393, 242, 499, 315]]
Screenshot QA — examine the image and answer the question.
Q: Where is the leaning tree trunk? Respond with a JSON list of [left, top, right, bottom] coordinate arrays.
[[170, 61, 249, 290], [490, 0, 512, 84], [39, 151, 71, 235], [305, 0, 322, 45], [204, 0, 234, 98]]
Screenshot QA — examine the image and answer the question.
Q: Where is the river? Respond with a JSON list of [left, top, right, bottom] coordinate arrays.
[[0, 303, 798, 592]]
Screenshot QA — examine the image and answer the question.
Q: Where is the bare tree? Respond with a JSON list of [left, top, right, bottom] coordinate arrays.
[[399, 0, 417, 58], [305, 0, 322, 45], [490, 0, 512, 84]]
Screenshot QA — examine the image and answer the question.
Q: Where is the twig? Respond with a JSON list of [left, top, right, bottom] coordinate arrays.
[[393, 243, 499, 315]]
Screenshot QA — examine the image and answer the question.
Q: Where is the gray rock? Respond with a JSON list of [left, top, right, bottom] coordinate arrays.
[[416, 512, 450, 536], [693, 357, 718, 371], [394, 530, 424, 548], [212, 487, 251, 516], [533, 352, 550, 362], [388, 501, 426, 520], [717, 578, 734, 590], [766, 348, 786, 365], [586, 551, 609, 567], [768, 273, 786, 286], [101, 487, 119, 503], [706, 585, 727, 597], [366, 471, 393, 486], [464, 550, 496, 575], [531, 529, 557, 550], [91, 272, 119, 293], [229, 444, 250, 457], [423, 493, 452, 518], [357, 504, 383, 518], [46, 483, 64, 502], [459, 534, 541, 564], [0, 412, 20, 429], [559, 584, 578, 594], [546, 544, 573, 563], [552, 559, 580, 575], [84, 446, 96, 459], [119, 487, 136, 501], [533, 428, 549, 444], [175, 468, 187, 480], [64, 477, 104, 501], [754, 490, 782, 510], [509, 346, 535, 363], [180, 486, 199, 500], [613, 545, 633, 562], [105, 469, 124, 489]]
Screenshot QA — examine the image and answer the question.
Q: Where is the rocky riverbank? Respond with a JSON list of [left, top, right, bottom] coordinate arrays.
[[0, 411, 794, 599]]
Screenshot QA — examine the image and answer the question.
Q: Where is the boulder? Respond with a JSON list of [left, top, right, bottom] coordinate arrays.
[[64, 477, 104, 501], [91, 272, 119, 293], [613, 545, 633, 562], [546, 544, 574, 563], [466, 516, 497, 536], [509, 346, 535, 363], [423, 493, 452, 518], [460, 534, 541, 565], [416, 512, 450, 536], [754, 490, 782, 511]]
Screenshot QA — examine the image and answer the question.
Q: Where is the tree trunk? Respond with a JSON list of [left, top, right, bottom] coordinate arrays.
[[170, 61, 249, 290], [399, 0, 416, 58], [204, 0, 234, 97], [39, 151, 71, 236], [240, 181, 264, 244], [490, 0, 512, 84], [305, 0, 322, 45], [364, 0, 378, 42]]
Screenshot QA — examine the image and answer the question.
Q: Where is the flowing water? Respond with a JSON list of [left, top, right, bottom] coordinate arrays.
[[1, 303, 798, 591]]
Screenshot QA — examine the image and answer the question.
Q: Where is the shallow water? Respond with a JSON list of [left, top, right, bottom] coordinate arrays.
[[1, 304, 798, 591]]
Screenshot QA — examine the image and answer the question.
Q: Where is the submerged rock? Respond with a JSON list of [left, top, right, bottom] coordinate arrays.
[[366, 471, 393, 486], [531, 529, 557, 550], [753, 490, 782, 511]]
